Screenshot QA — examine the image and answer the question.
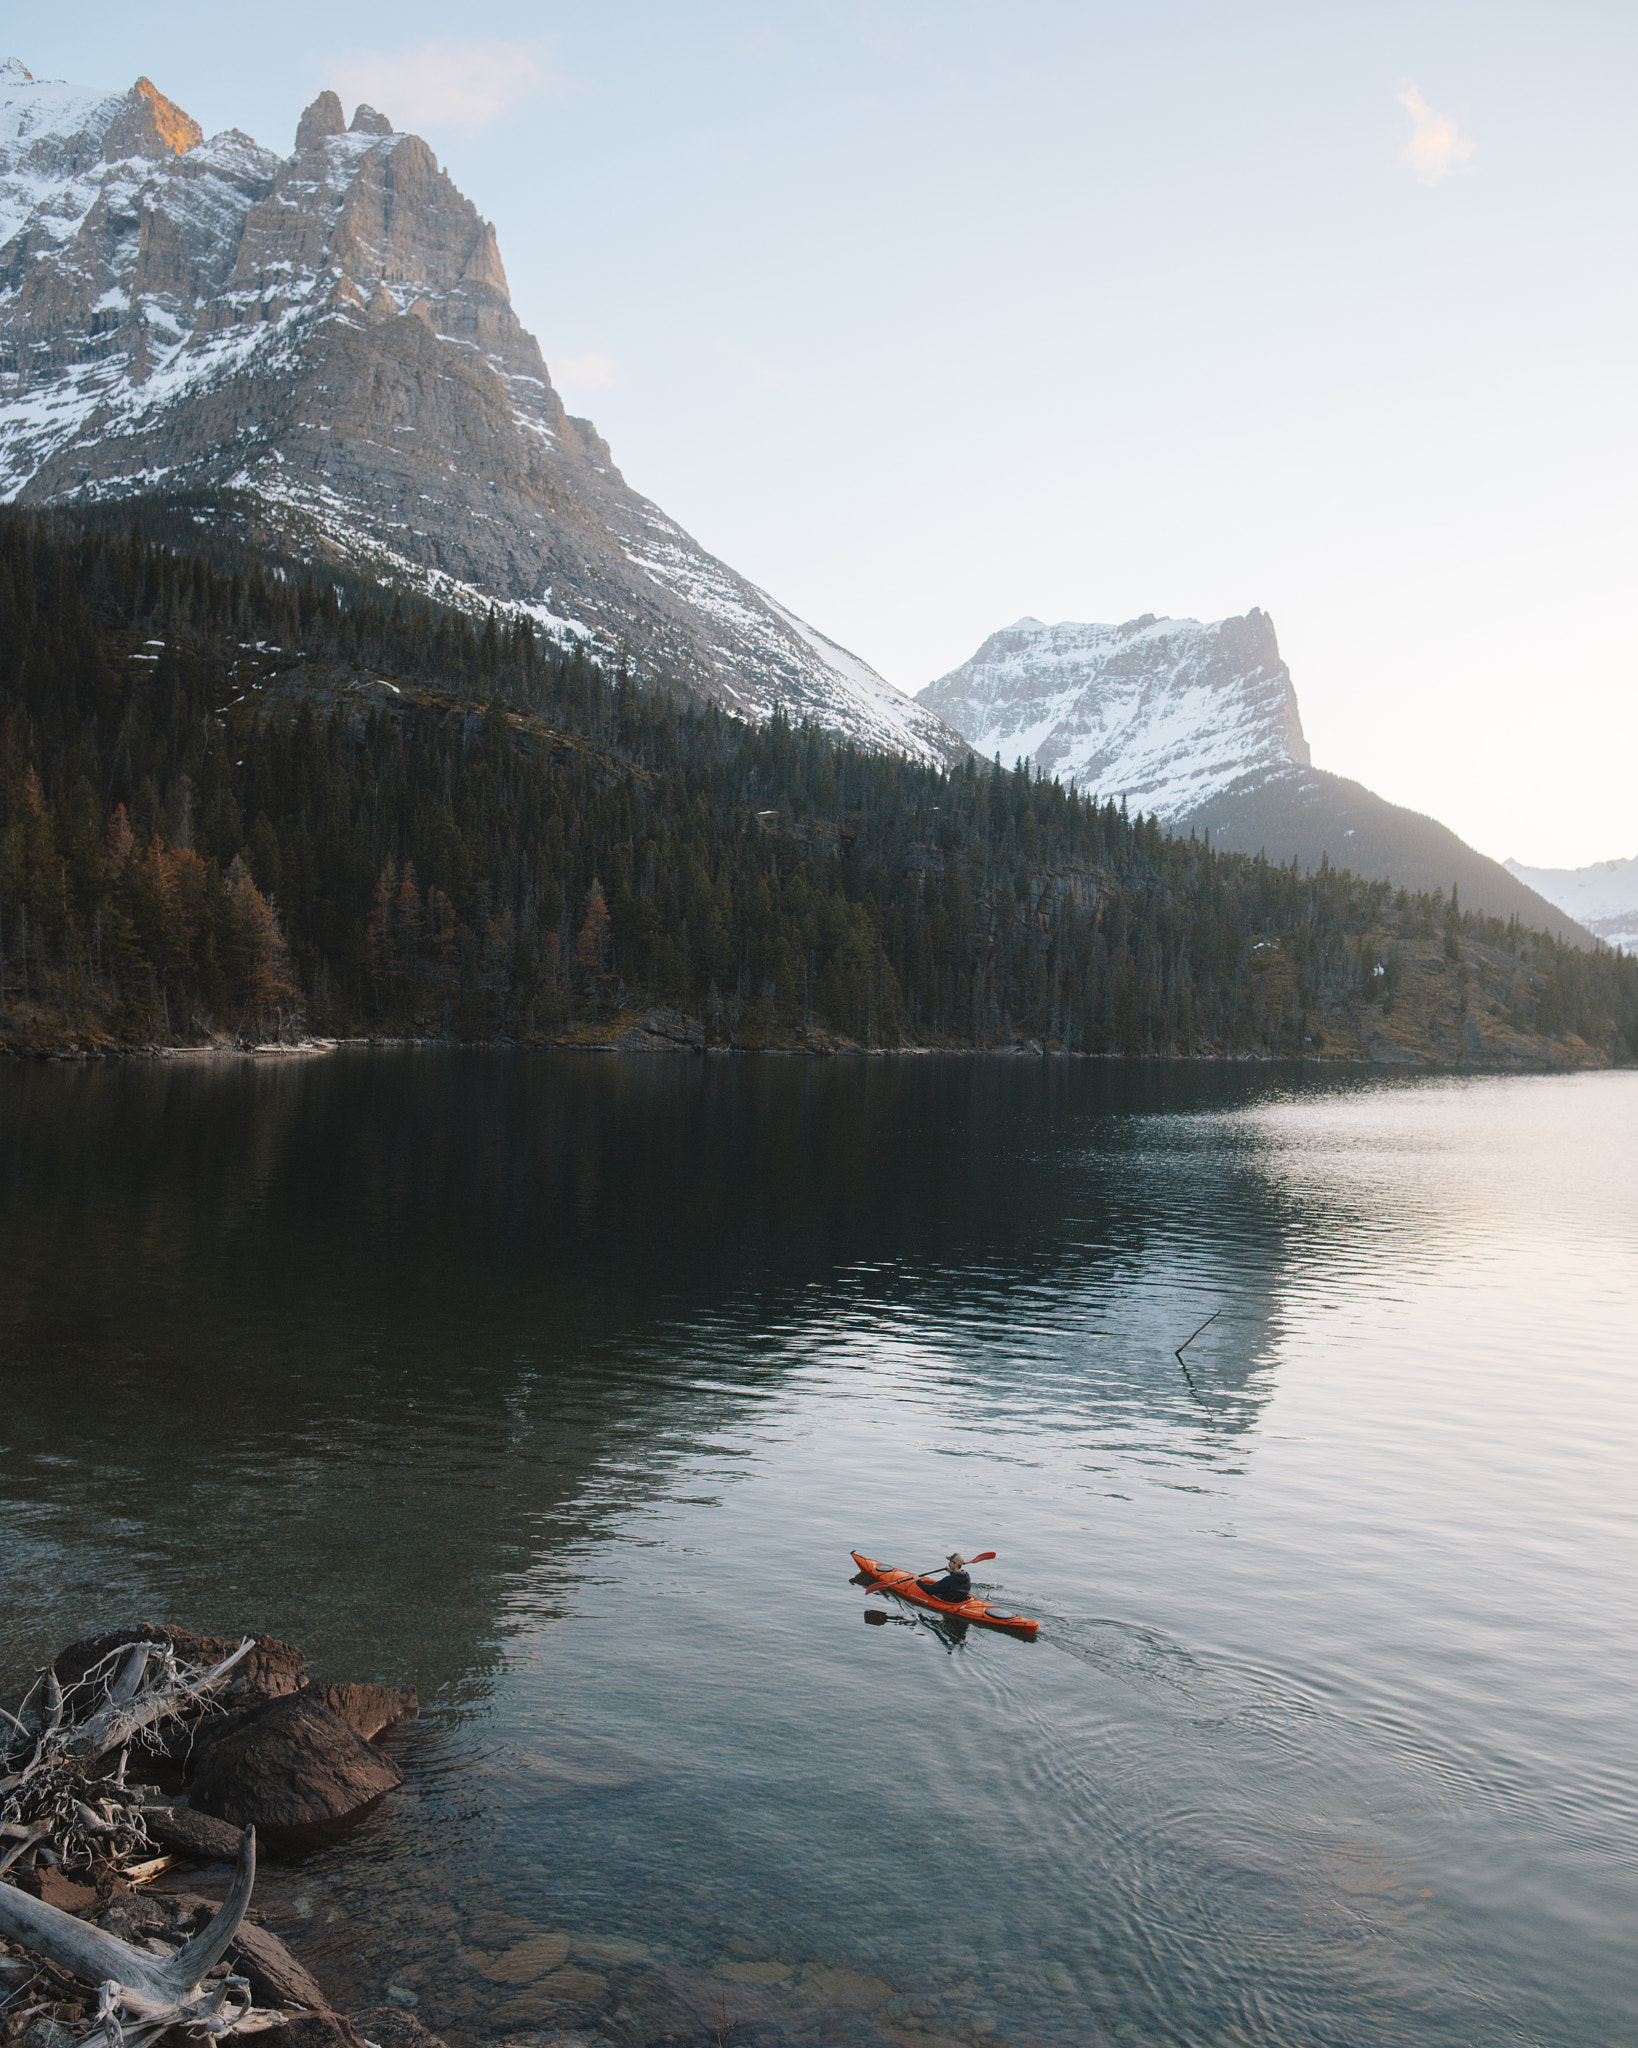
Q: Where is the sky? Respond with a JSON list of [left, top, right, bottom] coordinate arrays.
[[18, 2, 1638, 868]]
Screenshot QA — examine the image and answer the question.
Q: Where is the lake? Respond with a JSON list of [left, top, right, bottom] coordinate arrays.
[[2, 1052, 1634, 2048]]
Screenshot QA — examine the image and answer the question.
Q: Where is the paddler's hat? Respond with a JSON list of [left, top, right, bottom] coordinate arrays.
[[947, 1552, 967, 1570]]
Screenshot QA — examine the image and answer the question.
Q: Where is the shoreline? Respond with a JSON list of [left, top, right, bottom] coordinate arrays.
[[1, 1029, 1625, 1076]]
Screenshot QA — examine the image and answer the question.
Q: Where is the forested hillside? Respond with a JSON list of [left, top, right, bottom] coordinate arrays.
[[2, 513, 1634, 1065]]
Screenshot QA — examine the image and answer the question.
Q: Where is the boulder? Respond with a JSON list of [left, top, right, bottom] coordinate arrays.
[[349, 2010, 449, 2048], [53, 1626, 305, 1711], [188, 1691, 402, 1834], [228, 1921, 330, 2011], [314, 1684, 418, 1742], [139, 1802, 246, 1864]]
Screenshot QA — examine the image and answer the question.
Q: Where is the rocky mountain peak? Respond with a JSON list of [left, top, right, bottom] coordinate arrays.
[[128, 76, 202, 155], [295, 89, 347, 152], [0, 67, 968, 767], [1, 58, 33, 84], [919, 610, 1310, 813]]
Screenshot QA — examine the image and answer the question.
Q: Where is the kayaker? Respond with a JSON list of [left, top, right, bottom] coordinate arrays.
[[918, 1553, 971, 1602]]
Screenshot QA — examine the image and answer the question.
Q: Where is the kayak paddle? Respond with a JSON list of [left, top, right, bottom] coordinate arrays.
[[874, 1551, 996, 1588]]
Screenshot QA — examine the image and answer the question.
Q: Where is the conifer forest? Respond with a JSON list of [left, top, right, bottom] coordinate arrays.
[[2, 511, 1634, 1062]]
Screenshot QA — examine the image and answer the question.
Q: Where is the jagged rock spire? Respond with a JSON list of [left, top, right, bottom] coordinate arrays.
[[295, 90, 346, 151]]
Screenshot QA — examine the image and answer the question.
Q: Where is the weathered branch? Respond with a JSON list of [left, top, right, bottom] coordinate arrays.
[[63, 1638, 256, 1761], [0, 1823, 256, 2006]]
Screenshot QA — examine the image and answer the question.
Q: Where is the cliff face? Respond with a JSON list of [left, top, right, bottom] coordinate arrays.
[[0, 61, 967, 767], [917, 609, 1310, 812], [919, 606, 1594, 943]]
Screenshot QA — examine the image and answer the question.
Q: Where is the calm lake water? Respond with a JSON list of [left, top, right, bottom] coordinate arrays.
[[2, 1053, 1635, 2048]]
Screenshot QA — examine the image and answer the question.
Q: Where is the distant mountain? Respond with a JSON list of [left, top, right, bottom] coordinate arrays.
[[0, 58, 966, 768], [919, 610, 1594, 945], [916, 611, 1311, 814], [1504, 856, 1638, 954]]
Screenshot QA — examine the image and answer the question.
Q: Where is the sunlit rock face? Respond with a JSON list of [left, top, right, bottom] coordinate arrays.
[[0, 61, 968, 767]]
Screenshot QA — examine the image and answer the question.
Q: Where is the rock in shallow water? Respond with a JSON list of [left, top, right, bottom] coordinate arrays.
[[189, 1691, 403, 1834], [349, 2009, 449, 2048], [316, 1683, 418, 1742]]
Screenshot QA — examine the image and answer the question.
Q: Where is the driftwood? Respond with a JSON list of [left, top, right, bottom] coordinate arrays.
[[0, 1826, 261, 2048], [63, 1641, 256, 1763], [0, 1638, 255, 1878], [2, 1624, 412, 2047]]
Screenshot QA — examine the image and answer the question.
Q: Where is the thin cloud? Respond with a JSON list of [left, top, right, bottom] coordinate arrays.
[[553, 352, 617, 391], [325, 39, 560, 131], [1396, 82, 1475, 183]]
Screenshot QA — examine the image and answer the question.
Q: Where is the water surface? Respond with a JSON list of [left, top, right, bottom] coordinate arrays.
[[2, 1053, 1634, 2048]]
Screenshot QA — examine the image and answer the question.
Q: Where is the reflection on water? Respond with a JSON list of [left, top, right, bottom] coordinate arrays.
[[2, 1053, 1635, 2048]]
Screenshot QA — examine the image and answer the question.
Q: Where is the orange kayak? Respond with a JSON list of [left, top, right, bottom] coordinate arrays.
[[851, 1551, 1039, 1638]]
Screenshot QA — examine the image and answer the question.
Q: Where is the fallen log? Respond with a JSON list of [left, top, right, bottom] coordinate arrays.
[[138, 1802, 245, 1864], [229, 1920, 330, 2011], [0, 1825, 259, 2047]]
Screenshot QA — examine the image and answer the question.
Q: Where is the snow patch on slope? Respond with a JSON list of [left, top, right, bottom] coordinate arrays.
[[917, 610, 1310, 818], [1, 63, 974, 771], [765, 599, 969, 767]]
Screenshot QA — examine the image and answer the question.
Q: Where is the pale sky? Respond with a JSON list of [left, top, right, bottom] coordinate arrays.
[[21, 2, 1638, 868]]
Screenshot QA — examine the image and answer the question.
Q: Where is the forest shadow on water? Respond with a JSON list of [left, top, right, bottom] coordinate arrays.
[[2, 1052, 1635, 2048]]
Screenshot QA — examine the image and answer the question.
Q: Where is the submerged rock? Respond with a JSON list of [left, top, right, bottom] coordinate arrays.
[[348, 2009, 449, 2048], [479, 1933, 569, 1983]]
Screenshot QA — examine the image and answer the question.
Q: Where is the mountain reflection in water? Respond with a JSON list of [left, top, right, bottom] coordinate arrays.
[[2, 1053, 1634, 2048]]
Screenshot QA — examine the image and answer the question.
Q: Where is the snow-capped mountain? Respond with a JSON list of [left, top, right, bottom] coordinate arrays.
[[0, 58, 966, 768], [918, 610, 1308, 811], [1504, 856, 1638, 953], [920, 608, 1594, 942]]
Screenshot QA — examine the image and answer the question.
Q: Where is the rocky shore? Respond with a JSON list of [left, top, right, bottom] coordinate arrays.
[[1, 1623, 1043, 2048], [0, 1626, 430, 2048]]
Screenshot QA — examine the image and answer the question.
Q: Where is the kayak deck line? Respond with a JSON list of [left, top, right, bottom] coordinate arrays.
[[850, 1551, 1040, 1638]]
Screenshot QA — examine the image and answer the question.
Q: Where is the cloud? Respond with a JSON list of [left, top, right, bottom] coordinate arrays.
[[552, 352, 617, 391], [1396, 82, 1475, 183], [325, 38, 560, 131]]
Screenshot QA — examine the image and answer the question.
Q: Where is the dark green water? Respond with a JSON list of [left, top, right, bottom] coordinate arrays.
[[2, 1052, 1635, 2048]]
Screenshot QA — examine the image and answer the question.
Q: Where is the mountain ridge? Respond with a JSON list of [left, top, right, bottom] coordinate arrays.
[[1504, 855, 1638, 954], [4, 510, 1634, 1069], [919, 608, 1593, 946], [0, 61, 968, 769]]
